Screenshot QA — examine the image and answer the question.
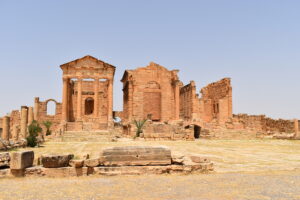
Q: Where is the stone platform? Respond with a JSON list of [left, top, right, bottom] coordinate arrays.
[[0, 146, 214, 178]]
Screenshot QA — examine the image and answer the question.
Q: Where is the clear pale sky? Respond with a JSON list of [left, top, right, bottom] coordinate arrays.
[[0, 0, 299, 119]]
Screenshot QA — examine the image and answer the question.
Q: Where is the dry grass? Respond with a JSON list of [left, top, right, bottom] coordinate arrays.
[[2, 136, 300, 199], [19, 137, 300, 173]]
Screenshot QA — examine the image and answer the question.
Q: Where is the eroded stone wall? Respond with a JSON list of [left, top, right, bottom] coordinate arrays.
[[199, 78, 232, 123], [121, 62, 181, 123], [180, 81, 200, 121], [230, 114, 295, 133], [34, 98, 62, 135]]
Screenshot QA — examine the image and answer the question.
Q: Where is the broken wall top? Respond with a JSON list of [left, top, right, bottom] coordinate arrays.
[[201, 78, 232, 99]]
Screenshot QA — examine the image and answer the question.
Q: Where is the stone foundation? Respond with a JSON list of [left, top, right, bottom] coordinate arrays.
[[0, 146, 214, 178]]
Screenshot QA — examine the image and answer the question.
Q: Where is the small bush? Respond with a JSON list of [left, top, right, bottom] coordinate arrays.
[[43, 121, 53, 136], [26, 120, 42, 147], [133, 119, 147, 137]]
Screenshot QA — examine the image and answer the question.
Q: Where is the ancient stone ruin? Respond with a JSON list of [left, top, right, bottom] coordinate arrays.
[[0, 55, 299, 145], [0, 147, 214, 178]]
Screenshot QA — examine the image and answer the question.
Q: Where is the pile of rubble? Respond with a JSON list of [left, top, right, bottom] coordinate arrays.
[[0, 139, 27, 151], [0, 146, 214, 178]]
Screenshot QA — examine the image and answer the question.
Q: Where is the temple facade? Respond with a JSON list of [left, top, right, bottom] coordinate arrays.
[[60, 55, 115, 131]]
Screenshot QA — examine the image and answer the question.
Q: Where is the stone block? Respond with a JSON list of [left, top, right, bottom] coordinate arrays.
[[10, 151, 34, 170], [41, 154, 74, 168], [100, 146, 171, 166], [69, 160, 84, 168], [171, 151, 185, 165], [25, 167, 90, 177], [84, 158, 99, 167], [0, 152, 10, 168], [189, 155, 211, 163]]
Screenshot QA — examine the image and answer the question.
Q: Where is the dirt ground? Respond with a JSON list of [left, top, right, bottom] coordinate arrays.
[[0, 170, 300, 200], [1, 138, 300, 200], [25, 138, 300, 173]]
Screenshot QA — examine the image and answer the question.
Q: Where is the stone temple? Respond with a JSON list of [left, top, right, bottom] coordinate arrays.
[[0, 55, 299, 141]]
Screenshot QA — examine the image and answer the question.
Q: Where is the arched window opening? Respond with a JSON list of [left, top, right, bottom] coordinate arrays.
[[85, 98, 94, 115], [47, 101, 56, 116]]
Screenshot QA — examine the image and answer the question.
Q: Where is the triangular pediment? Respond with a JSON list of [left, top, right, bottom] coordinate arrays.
[[60, 55, 116, 70]]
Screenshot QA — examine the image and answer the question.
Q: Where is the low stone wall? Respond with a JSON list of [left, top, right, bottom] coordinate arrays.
[[229, 114, 296, 134], [0, 146, 214, 178], [123, 121, 195, 141]]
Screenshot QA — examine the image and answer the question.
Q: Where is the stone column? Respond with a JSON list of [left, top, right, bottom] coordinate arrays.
[[2, 116, 10, 141], [28, 107, 34, 125], [127, 81, 133, 122], [94, 79, 99, 117], [20, 106, 28, 139], [174, 81, 180, 120], [107, 79, 113, 123], [12, 124, 19, 141], [77, 78, 83, 121], [62, 78, 69, 122], [294, 119, 299, 137], [34, 97, 39, 121]]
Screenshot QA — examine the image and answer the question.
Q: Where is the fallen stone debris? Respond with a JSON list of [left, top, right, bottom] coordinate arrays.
[[0, 146, 213, 178]]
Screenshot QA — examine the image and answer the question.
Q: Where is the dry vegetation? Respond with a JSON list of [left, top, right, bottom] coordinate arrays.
[[1, 136, 300, 200], [21, 138, 300, 173]]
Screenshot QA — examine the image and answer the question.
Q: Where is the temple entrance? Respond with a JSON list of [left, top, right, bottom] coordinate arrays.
[[143, 92, 161, 121], [85, 98, 94, 115], [194, 125, 201, 139]]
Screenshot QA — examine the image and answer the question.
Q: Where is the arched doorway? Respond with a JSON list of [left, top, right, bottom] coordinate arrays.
[[194, 125, 201, 139], [85, 98, 94, 115], [46, 100, 57, 116]]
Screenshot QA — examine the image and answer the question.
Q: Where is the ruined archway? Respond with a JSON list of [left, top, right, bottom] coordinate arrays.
[[85, 97, 94, 115], [46, 99, 57, 116]]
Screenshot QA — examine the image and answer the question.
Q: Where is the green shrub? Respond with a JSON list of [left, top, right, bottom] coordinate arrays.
[[133, 119, 147, 137], [26, 120, 42, 147], [43, 121, 53, 136]]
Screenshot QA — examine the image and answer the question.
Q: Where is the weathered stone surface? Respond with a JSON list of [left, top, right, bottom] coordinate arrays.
[[69, 160, 84, 168], [100, 146, 171, 166], [10, 151, 34, 170], [84, 158, 99, 167], [41, 154, 74, 168], [0, 169, 11, 178], [189, 155, 211, 164], [0, 152, 10, 168], [25, 166, 90, 177], [171, 151, 185, 165], [94, 164, 213, 176]]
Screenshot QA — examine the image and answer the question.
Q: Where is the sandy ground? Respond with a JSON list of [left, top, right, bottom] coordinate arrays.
[[1, 138, 300, 199], [23, 138, 300, 173], [0, 170, 300, 200]]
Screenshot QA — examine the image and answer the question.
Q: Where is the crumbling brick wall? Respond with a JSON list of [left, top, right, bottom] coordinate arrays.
[[35, 98, 62, 134], [180, 81, 199, 121], [199, 78, 233, 123], [232, 114, 295, 133]]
